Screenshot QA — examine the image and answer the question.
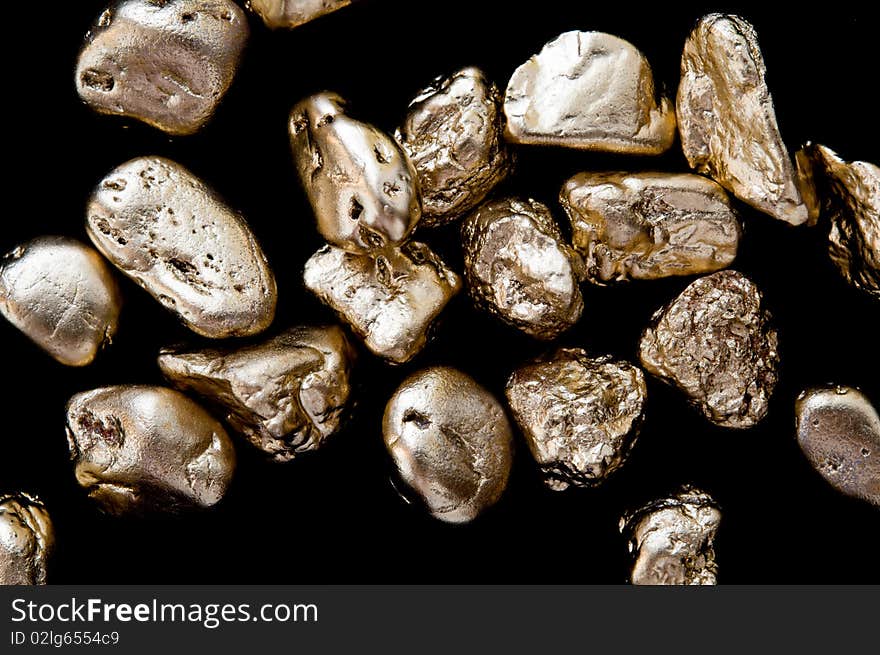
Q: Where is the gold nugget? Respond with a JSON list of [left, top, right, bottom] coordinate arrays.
[[677, 14, 811, 225]]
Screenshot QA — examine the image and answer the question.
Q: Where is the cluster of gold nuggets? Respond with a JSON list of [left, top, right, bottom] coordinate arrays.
[[0, 1, 877, 586]]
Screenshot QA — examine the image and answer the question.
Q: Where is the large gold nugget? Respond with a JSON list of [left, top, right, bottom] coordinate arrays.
[[383, 367, 514, 524], [639, 270, 779, 428], [504, 32, 676, 154], [159, 326, 356, 463], [795, 386, 880, 508], [506, 348, 647, 491], [65, 386, 236, 516], [87, 157, 277, 339], [461, 198, 584, 340], [76, 0, 248, 136], [396, 67, 514, 227], [290, 92, 420, 252], [560, 172, 741, 284], [620, 486, 721, 585], [0, 237, 122, 366], [303, 242, 460, 364], [677, 14, 809, 225], [0, 494, 54, 585], [803, 144, 880, 300], [248, 0, 351, 29]]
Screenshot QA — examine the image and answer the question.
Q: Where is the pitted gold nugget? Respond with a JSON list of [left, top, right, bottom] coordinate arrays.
[[76, 0, 248, 135], [87, 157, 277, 339], [290, 92, 420, 252], [65, 385, 236, 515]]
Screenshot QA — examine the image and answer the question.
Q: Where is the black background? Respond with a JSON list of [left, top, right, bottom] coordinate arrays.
[[2, 1, 877, 583]]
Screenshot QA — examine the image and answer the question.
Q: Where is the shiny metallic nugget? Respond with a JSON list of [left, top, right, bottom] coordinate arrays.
[[639, 270, 779, 428], [461, 198, 584, 340], [506, 348, 647, 490], [396, 67, 514, 228], [290, 92, 420, 252], [159, 325, 356, 462], [303, 242, 460, 364], [677, 14, 810, 225], [65, 385, 236, 515], [504, 31, 676, 154], [795, 386, 880, 508], [620, 486, 721, 585], [0, 494, 54, 585], [248, 0, 351, 29], [383, 367, 514, 523], [802, 144, 880, 300], [0, 236, 122, 366], [87, 156, 277, 339], [559, 172, 741, 284], [76, 0, 249, 136]]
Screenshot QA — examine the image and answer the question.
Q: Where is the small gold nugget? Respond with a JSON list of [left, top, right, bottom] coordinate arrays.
[[383, 367, 514, 523], [159, 326, 356, 463], [504, 31, 675, 154], [639, 270, 779, 428], [87, 157, 277, 339], [461, 198, 584, 340], [677, 14, 811, 225], [304, 242, 460, 364], [620, 486, 721, 585], [76, 0, 248, 135], [802, 144, 880, 300], [396, 67, 514, 228], [0, 237, 122, 366], [248, 0, 351, 29], [506, 348, 647, 491], [290, 92, 420, 252], [66, 386, 237, 515], [560, 172, 741, 284], [796, 386, 879, 508], [0, 494, 54, 585]]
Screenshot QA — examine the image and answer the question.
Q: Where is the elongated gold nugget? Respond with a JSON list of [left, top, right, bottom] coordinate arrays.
[[290, 92, 420, 251], [504, 31, 676, 154], [506, 348, 647, 490], [87, 157, 277, 339], [396, 67, 514, 227], [248, 0, 351, 29], [677, 14, 810, 225], [66, 386, 236, 515], [559, 172, 741, 284], [383, 367, 514, 523], [0, 237, 122, 366], [304, 242, 460, 364], [620, 486, 721, 585], [159, 326, 355, 462], [802, 144, 880, 300], [796, 386, 879, 508], [639, 270, 779, 428], [76, 0, 248, 135], [462, 198, 583, 340], [0, 494, 54, 586]]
